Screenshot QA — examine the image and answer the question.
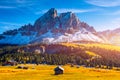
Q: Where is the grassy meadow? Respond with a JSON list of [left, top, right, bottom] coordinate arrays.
[[0, 64, 120, 80]]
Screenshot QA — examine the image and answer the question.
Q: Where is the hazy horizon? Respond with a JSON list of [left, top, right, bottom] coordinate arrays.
[[1, 0, 120, 34]]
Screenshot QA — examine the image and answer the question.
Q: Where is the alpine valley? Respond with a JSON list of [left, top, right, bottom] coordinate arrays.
[[2, 0, 120, 79], [1, 8, 120, 79]]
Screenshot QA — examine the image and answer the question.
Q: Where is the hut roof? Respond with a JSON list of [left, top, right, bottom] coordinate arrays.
[[54, 66, 64, 71]]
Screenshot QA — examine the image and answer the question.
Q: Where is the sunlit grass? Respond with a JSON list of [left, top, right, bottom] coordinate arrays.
[[80, 43, 120, 52], [0, 64, 120, 80], [85, 51, 100, 57], [61, 43, 120, 52]]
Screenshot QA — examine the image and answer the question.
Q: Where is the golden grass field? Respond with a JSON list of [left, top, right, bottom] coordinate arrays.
[[61, 43, 120, 52], [0, 64, 120, 80]]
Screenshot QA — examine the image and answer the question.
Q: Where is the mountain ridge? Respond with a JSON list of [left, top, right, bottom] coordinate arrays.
[[98, 28, 120, 46], [0, 8, 105, 45]]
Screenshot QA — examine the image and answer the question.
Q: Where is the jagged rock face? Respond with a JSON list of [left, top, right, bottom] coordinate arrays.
[[0, 8, 104, 45], [18, 24, 35, 36], [34, 8, 96, 35], [79, 22, 96, 33], [34, 8, 59, 35], [3, 29, 18, 35], [18, 24, 34, 31], [59, 12, 79, 30], [2, 24, 34, 36]]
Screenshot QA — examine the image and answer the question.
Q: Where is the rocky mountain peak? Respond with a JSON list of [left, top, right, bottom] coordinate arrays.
[[0, 8, 105, 45], [59, 12, 80, 31], [59, 12, 77, 20], [34, 8, 58, 34], [47, 8, 57, 18], [59, 12, 72, 19], [41, 8, 58, 20], [34, 8, 81, 33]]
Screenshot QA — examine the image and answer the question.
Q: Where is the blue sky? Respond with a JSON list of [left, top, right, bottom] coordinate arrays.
[[0, 0, 120, 34]]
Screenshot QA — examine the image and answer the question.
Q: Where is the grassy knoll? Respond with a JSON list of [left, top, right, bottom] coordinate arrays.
[[0, 64, 120, 80]]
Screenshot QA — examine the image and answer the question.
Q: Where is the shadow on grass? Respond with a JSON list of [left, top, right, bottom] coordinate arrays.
[[50, 73, 74, 76]]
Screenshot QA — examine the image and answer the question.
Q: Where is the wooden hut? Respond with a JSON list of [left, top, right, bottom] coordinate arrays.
[[54, 66, 64, 75]]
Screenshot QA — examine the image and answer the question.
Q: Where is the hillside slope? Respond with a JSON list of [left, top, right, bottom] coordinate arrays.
[[1, 43, 120, 67]]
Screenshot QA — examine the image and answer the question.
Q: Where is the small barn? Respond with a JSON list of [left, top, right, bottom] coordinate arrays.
[[54, 66, 64, 75]]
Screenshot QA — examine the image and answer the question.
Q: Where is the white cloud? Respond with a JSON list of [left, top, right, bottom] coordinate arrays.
[[98, 18, 120, 31], [85, 0, 120, 7], [98, 10, 120, 15], [16, 0, 26, 3], [111, 18, 120, 27], [35, 8, 97, 15], [2, 26, 13, 30], [0, 6, 16, 9], [0, 0, 35, 9], [112, 10, 120, 15], [0, 22, 22, 26], [56, 9, 96, 13]]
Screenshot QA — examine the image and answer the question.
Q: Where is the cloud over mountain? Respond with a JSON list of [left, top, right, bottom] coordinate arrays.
[[86, 0, 120, 7]]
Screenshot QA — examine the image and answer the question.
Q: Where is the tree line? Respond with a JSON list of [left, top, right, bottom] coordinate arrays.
[[0, 43, 120, 69]]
